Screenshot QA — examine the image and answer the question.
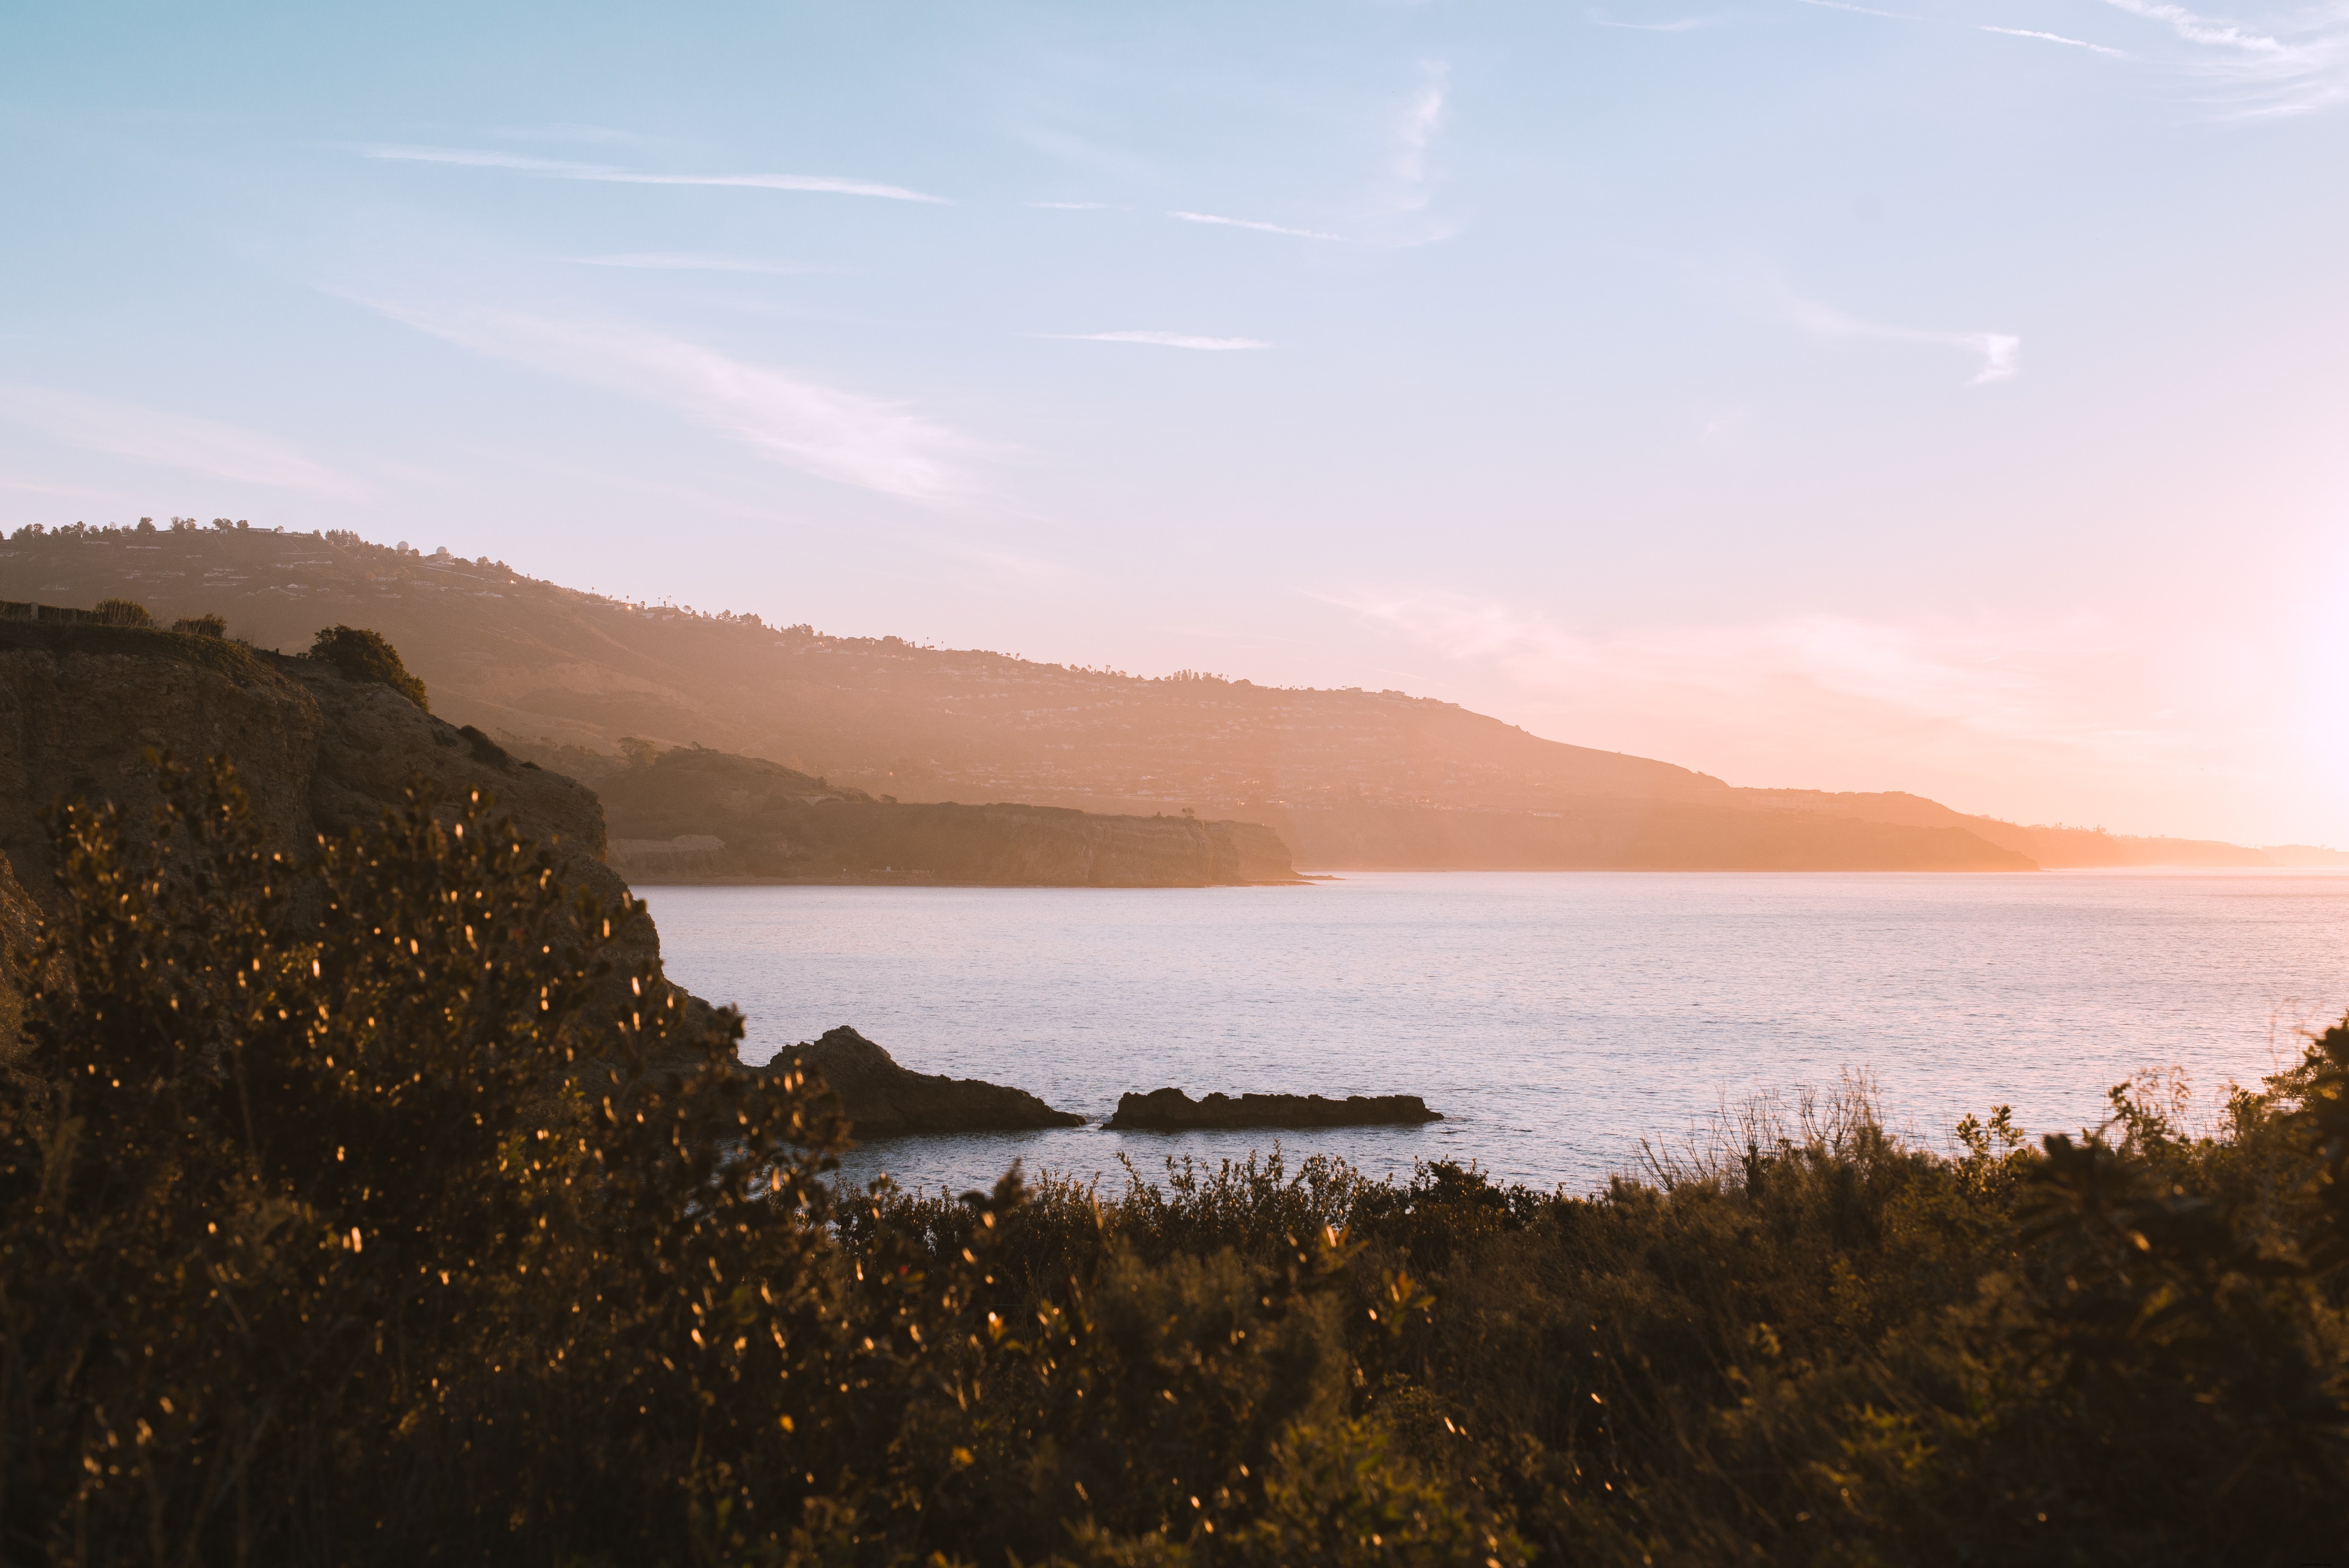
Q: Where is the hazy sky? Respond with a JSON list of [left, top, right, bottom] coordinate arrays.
[[4, 1, 2345, 843]]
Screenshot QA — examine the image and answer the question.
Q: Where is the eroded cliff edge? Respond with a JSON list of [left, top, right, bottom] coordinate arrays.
[[0, 621, 709, 1057]]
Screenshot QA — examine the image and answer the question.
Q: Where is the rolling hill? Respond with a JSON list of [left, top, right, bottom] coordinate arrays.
[[4, 519, 2334, 871]]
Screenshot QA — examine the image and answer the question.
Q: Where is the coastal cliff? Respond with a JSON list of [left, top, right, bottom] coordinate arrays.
[[0, 615, 706, 1044]]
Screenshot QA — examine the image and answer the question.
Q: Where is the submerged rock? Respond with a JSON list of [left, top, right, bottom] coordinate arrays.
[[1104, 1087, 1442, 1131], [762, 1026, 1083, 1137]]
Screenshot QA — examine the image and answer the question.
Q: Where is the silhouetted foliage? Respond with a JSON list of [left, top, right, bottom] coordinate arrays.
[[91, 597, 152, 628], [305, 624, 428, 710], [171, 612, 227, 638], [0, 754, 2344, 1564]]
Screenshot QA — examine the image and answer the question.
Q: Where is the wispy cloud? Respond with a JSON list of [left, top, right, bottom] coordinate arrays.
[[2099, 0, 2293, 55], [0, 476, 130, 501], [2095, 0, 2349, 115], [1396, 63, 1448, 192], [1590, 12, 1724, 32], [1167, 210, 1346, 241], [357, 304, 978, 500], [0, 386, 348, 492], [1792, 0, 1918, 18], [493, 123, 649, 147], [359, 145, 947, 202], [1047, 331, 1271, 351], [1981, 25, 2131, 58], [567, 252, 819, 273], [1774, 289, 2019, 384]]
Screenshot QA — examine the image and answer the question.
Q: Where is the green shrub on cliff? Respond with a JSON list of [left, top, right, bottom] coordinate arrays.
[[307, 624, 428, 709], [0, 753, 2344, 1565]]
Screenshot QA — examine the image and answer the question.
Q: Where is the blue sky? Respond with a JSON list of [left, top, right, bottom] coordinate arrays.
[[3, 0, 2345, 842]]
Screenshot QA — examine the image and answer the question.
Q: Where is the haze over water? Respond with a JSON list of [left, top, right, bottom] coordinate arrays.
[[646, 871, 2349, 1196]]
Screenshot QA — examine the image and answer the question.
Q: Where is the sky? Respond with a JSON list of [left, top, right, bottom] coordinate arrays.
[[3, 0, 2345, 845]]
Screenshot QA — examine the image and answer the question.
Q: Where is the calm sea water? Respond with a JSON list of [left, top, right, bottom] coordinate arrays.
[[639, 872, 2349, 1197]]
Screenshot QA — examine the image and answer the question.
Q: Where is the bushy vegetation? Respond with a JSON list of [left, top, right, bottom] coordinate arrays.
[[307, 624, 428, 709], [92, 597, 152, 628], [0, 616, 266, 680], [1, 756, 2343, 1565]]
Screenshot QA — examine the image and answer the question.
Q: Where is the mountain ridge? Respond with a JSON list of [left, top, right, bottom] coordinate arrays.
[[3, 520, 2333, 870]]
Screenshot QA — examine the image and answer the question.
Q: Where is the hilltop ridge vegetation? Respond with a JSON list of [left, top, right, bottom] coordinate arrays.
[[6, 520, 2333, 869], [2, 751, 2345, 1564], [578, 741, 1300, 886]]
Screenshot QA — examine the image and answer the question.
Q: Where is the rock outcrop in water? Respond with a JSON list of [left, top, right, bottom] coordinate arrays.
[[757, 1026, 1083, 1137], [584, 745, 1303, 887], [1104, 1088, 1442, 1131]]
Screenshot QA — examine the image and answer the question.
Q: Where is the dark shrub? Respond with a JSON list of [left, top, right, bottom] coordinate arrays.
[[306, 624, 428, 709], [171, 612, 227, 638], [91, 597, 150, 627], [0, 752, 2342, 1565]]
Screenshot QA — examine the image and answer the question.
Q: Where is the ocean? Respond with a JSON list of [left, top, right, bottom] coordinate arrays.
[[640, 870, 2349, 1197]]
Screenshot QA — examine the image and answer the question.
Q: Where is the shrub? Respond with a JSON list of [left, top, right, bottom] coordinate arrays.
[[306, 624, 428, 709], [91, 597, 150, 627], [171, 612, 227, 638], [1, 752, 2343, 1565]]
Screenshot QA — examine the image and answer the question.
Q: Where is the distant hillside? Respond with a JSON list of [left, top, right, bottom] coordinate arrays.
[[0, 522, 1722, 811], [570, 743, 1300, 887], [1247, 800, 2034, 872], [3, 519, 2332, 871], [1724, 788, 2349, 870]]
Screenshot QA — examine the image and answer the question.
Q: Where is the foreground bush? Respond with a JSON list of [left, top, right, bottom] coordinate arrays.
[[0, 755, 2343, 1564]]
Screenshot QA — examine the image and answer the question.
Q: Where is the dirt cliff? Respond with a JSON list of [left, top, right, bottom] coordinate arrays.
[[0, 617, 704, 1051]]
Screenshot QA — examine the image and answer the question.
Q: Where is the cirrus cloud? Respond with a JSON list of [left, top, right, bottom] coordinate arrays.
[[358, 144, 948, 202], [0, 385, 348, 492], [1047, 331, 1270, 351], [1167, 210, 1347, 241], [355, 302, 980, 500]]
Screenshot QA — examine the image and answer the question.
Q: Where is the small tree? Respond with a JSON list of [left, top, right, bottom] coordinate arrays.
[[306, 625, 428, 710], [617, 736, 660, 769]]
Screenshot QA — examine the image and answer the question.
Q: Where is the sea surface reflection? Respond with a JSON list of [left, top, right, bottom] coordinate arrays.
[[640, 871, 2349, 1196]]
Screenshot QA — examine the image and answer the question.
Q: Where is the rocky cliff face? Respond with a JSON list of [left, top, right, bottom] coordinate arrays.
[[0, 620, 698, 1052]]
